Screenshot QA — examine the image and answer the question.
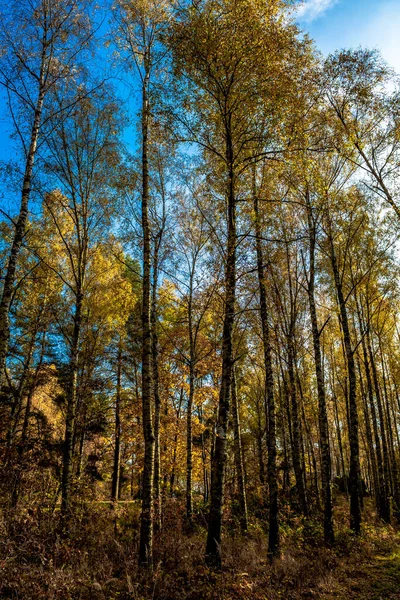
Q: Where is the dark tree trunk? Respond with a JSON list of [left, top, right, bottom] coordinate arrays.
[[199, 407, 209, 503], [305, 202, 334, 544], [10, 325, 47, 507], [139, 64, 155, 568], [231, 369, 248, 532], [298, 375, 321, 511], [61, 290, 83, 530], [361, 336, 388, 521], [0, 84, 45, 388], [287, 338, 308, 517], [333, 391, 346, 479], [76, 429, 85, 480], [329, 234, 361, 533], [186, 272, 195, 522], [111, 345, 122, 506], [253, 180, 279, 557], [367, 333, 391, 523], [255, 393, 265, 486], [206, 131, 236, 568], [380, 343, 400, 519], [6, 327, 38, 455], [151, 236, 162, 531], [357, 352, 380, 515], [170, 388, 183, 497]]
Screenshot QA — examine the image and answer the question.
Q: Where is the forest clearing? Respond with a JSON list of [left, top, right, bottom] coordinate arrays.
[[1, 0, 400, 598]]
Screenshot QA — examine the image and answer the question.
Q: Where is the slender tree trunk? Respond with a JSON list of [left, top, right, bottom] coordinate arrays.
[[379, 341, 400, 519], [333, 391, 346, 479], [357, 352, 380, 514], [170, 388, 183, 497], [206, 131, 236, 567], [6, 326, 38, 455], [186, 273, 195, 522], [61, 289, 83, 530], [329, 233, 361, 533], [76, 429, 85, 479], [151, 238, 162, 531], [253, 180, 279, 557], [186, 364, 195, 521], [281, 411, 290, 496], [287, 338, 308, 517], [139, 63, 155, 568], [199, 407, 209, 503], [118, 452, 125, 501], [305, 203, 334, 544], [367, 333, 391, 522], [361, 336, 388, 521], [298, 375, 321, 510], [0, 82, 46, 388], [11, 327, 47, 507], [111, 345, 122, 506], [231, 369, 248, 532], [255, 393, 265, 486]]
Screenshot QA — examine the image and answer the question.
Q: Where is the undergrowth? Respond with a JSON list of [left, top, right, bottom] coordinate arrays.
[[0, 498, 399, 599]]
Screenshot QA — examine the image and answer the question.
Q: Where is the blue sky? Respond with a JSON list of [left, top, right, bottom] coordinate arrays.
[[297, 0, 400, 72]]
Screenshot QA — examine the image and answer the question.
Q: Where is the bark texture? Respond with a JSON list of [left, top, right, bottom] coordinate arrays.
[[111, 346, 122, 505], [139, 63, 155, 567], [253, 186, 279, 556], [231, 369, 248, 533], [305, 202, 334, 544], [329, 233, 361, 533], [0, 85, 45, 387], [206, 135, 236, 567]]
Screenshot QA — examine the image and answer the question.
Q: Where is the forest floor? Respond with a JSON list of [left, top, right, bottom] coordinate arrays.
[[1, 497, 400, 599], [170, 514, 400, 600], [320, 543, 400, 599], [304, 529, 400, 599]]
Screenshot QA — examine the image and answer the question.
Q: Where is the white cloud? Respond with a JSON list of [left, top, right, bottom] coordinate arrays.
[[296, 0, 339, 23], [300, 0, 400, 74]]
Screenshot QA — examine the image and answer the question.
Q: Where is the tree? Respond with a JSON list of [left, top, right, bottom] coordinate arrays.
[[326, 49, 400, 220], [0, 0, 92, 388], [252, 166, 279, 554], [41, 85, 121, 528], [171, 0, 312, 566], [114, 0, 173, 567], [322, 188, 363, 534]]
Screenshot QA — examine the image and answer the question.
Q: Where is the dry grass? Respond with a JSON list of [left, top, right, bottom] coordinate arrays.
[[0, 497, 399, 599]]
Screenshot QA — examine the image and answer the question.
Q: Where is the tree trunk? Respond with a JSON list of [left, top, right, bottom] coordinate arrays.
[[287, 337, 308, 517], [357, 352, 380, 515], [361, 336, 388, 521], [199, 406, 209, 503], [186, 271, 195, 522], [61, 289, 83, 530], [206, 131, 236, 567], [253, 179, 279, 557], [139, 63, 155, 568], [305, 202, 334, 544], [0, 80, 46, 388], [380, 343, 400, 519], [6, 326, 38, 455], [255, 393, 265, 486], [170, 388, 183, 497], [367, 333, 391, 523], [231, 369, 248, 532], [329, 233, 361, 533], [111, 345, 122, 506], [152, 237, 162, 531], [11, 327, 47, 507]]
